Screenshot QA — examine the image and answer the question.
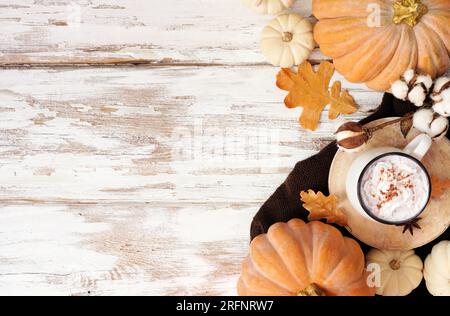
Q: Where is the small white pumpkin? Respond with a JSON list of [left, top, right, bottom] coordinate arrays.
[[242, 0, 295, 15], [261, 14, 315, 68], [424, 241, 450, 296], [366, 249, 423, 296]]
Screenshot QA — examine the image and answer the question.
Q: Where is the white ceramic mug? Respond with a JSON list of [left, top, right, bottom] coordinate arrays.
[[346, 134, 433, 225]]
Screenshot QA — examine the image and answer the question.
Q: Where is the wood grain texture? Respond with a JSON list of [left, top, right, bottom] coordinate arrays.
[[0, 0, 384, 295], [0, 66, 382, 203], [0, 0, 325, 66], [0, 203, 254, 295]]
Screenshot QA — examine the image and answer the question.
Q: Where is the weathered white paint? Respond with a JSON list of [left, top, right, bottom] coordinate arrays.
[[0, 67, 382, 203], [0, 0, 321, 65], [0, 0, 384, 295], [0, 203, 254, 295]]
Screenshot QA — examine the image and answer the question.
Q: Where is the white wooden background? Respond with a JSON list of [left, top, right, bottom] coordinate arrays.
[[0, 0, 383, 295]]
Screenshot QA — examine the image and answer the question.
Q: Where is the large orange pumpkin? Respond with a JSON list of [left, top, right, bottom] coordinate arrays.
[[313, 0, 450, 91], [237, 219, 375, 296]]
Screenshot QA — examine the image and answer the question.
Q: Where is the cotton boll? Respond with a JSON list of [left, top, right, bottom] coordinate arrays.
[[429, 116, 449, 139], [391, 80, 409, 100], [405, 75, 432, 107], [391, 71, 432, 105], [438, 86, 450, 104], [402, 69, 415, 83], [416, 75, 433, 90], [413, 109, 434, 133], [431, 76, 450, 104], [408, 85, 427, 107], [431, 76, 450, 97], [431, 76, 450, 117], [433, 99, 450, 117], [413, 109, 449, 140]]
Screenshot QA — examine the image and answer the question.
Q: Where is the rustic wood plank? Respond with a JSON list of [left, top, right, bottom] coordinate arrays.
[[0, 202, 254, 295], [0, 66, 383, 203], [0, 0, 387, 296], [0, 65, 382, 295], [0, 0, 326, 66]]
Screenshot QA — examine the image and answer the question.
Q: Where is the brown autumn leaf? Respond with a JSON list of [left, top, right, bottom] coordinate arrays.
[[300, 190, 348, 227], [431, 176, 450, 199], [276, 61, 358, 131]]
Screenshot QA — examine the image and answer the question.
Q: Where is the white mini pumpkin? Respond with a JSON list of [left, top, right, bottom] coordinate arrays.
[[261, 13, 315, 68], [424, 241, 450, 296], [366, 249, 423, 296], [242, 0, 295, 15]]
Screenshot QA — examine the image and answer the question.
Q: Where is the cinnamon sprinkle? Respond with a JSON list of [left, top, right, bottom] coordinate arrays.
[[376, 167, 415, 209]]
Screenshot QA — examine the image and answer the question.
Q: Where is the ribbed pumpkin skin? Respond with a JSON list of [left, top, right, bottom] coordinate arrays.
[[261, 14, 315, 67], [242, 0, 296, 15], [312, 0, 450, 91], [424, 241, 450, 296], [366, 249, 423, 296], [237, 219, 375, 296]]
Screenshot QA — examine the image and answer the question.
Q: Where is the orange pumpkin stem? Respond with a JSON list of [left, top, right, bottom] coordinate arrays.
[[393, 0, 428, 27], [298, 283, 326, 296]]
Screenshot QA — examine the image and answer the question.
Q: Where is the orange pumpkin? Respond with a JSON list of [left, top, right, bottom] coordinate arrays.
[[313, 0, 450, 91], [237, 219, 375, 296]]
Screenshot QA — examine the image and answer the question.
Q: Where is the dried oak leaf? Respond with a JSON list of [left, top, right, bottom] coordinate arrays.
[[431, 176, 450, 199], [277, 61, 357, 131], [300, 190, 348, 227]]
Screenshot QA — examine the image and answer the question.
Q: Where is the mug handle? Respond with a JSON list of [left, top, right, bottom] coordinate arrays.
[[403, 134, 432, 161]]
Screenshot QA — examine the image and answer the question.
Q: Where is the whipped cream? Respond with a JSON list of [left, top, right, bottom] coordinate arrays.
[[359, 155, 430, 222]]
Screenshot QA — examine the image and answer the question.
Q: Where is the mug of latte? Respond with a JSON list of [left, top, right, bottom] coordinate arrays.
[[346, 134, 433, 225]]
